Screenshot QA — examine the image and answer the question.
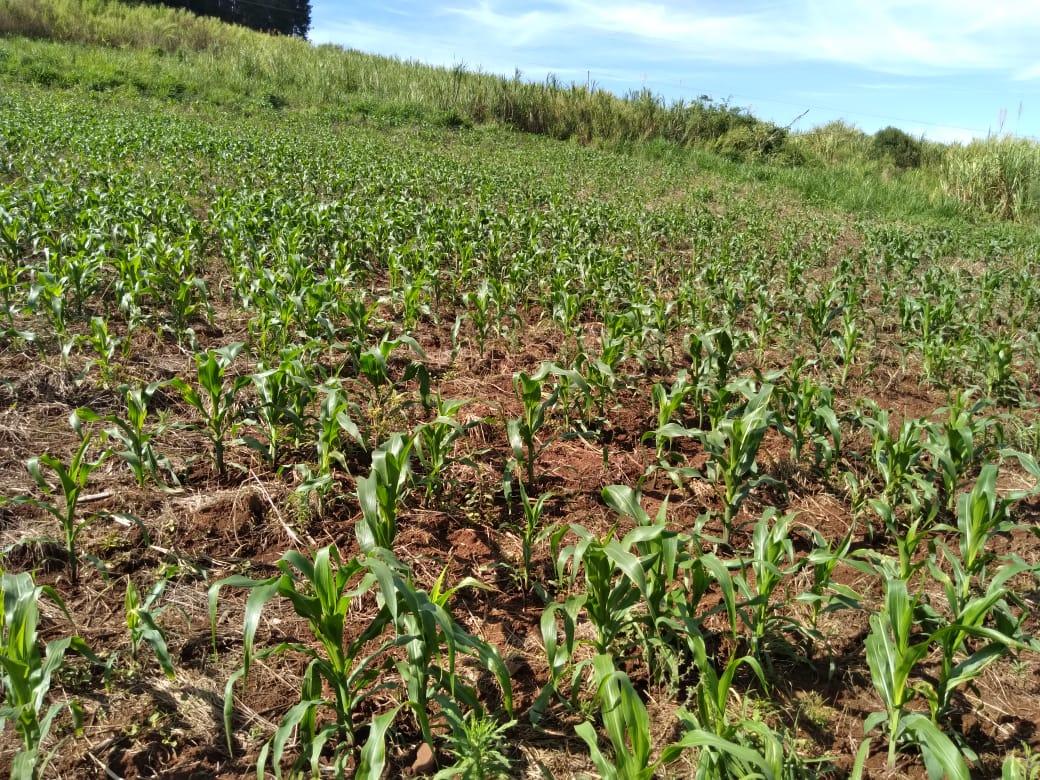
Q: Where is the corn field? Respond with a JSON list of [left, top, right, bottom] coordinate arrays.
[[0, 56, 1039, 780]]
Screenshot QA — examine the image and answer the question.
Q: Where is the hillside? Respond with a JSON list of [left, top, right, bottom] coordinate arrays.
[[1, 2, 1040, 779], [3, 0, 1040, 223]]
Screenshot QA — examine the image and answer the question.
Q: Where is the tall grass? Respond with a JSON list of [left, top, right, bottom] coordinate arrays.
[[941, 137, 1040, 220], [0, 0, 779, 152]]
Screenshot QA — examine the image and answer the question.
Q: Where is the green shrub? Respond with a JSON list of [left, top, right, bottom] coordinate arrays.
[[714, 124, 788, 163], [871, 126, 923, 169], [793, 120, 871, 166]]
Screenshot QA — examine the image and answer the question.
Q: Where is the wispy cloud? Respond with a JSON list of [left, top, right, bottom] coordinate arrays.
[[1015, 63, 1040, 81], [442, 0, 1040, 77]]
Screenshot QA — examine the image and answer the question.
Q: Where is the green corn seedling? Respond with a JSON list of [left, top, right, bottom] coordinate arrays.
[[507, 363, 583, 487], [677, 635, 788, 780], [574, 654, 689, 780], [600, 486, 725, 682], [23, 412, 109, 584], [863, 575, 970, 777], [859, 404, 931, 508], [699, 384, 776, 543], [921, 552, 1033, 723], [210, 546, 399, 777], [554, 524, 648, 656], [946, 464, 1016, 577], [213, 547, 512, 777], [513, 480, 555, 593], [297, 380, 364, 500], [734, 510, 801, 665], [1, 571, 91, 780], [414, 397, 476, 503], [356, 433, 413, 552], [172, 343, 247, 478], [125, 573, 175, 679], [356, 333, 425, 404], [245, 351, 316, 466], [926, 393, 993, 511], [772, 371, 841, 471], [101, 383, 174, 487], [642, 371, 698, 484], [796, 527, 859, 632], [87, 316, 121, 386], [388, 566, 513, 749], [832, 311, 862, 385]]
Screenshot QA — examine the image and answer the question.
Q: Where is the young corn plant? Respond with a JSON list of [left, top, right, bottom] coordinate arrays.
[[538, 526, 652, 712], [678, 635, 795, 779], [976, 335, 1019, 406], [244, 351, 316, 467], [858, 404, 932, 511], [1, 571, 92, 780], [601, 486, 734, 684], [389, 565, 513, 751], [803, 285, 842, 353], [125, 573, 175, 679], [213, 547, 512, 778], [921, 551, 1034, 724], [101, 383, 175, 488], [926, 393, 993, 511], [831, 311, 862, 385], [27, 271, 75, 362], [356, 333, 426, 407], [867, 497, 936, 581], [23, 412, 109, 584], [864, 575, 970, 778], [772, 371, 841, 472], [0, 257, 26, 333], [356, 433, 413, 552], [414, 398, 477, 504], [462, 283, 495, 357], [942, 463, 1016, 578], [172, 343, 247, 478], [699, 385, 777, 543], [796, 527, 859, 633], [642, 371, 698, 486], [507, 363, 581, 487], [209, 546, 399, 777], [87, 316, 121, 387], [553, 524, 649, 657], [512, 480, 556, 594], [574, 653, 734, 780], [733, 510, 803, 666], [296, 380, 364, 502]]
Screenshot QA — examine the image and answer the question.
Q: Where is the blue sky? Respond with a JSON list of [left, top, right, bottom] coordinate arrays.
[[310, 1, 1040, 142]]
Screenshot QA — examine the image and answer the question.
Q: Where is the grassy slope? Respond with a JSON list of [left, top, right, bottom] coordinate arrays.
[[3, 0, 1035, 225]]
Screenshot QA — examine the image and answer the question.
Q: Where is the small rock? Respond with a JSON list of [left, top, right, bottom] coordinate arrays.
[[410, 742, 437, 776]]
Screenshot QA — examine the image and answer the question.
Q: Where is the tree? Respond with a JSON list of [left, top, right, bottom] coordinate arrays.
[[140, 0, 311, 37], [871, 126, 923, 170]]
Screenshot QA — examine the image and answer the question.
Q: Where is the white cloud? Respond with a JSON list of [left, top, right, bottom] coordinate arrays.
[[444, 0, 1040, 77], [904, 124, 983, 144], [1015, 63, 1040, 80]]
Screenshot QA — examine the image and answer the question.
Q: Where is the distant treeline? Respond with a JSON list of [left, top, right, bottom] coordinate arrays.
[[136, 0, 310, 36]]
